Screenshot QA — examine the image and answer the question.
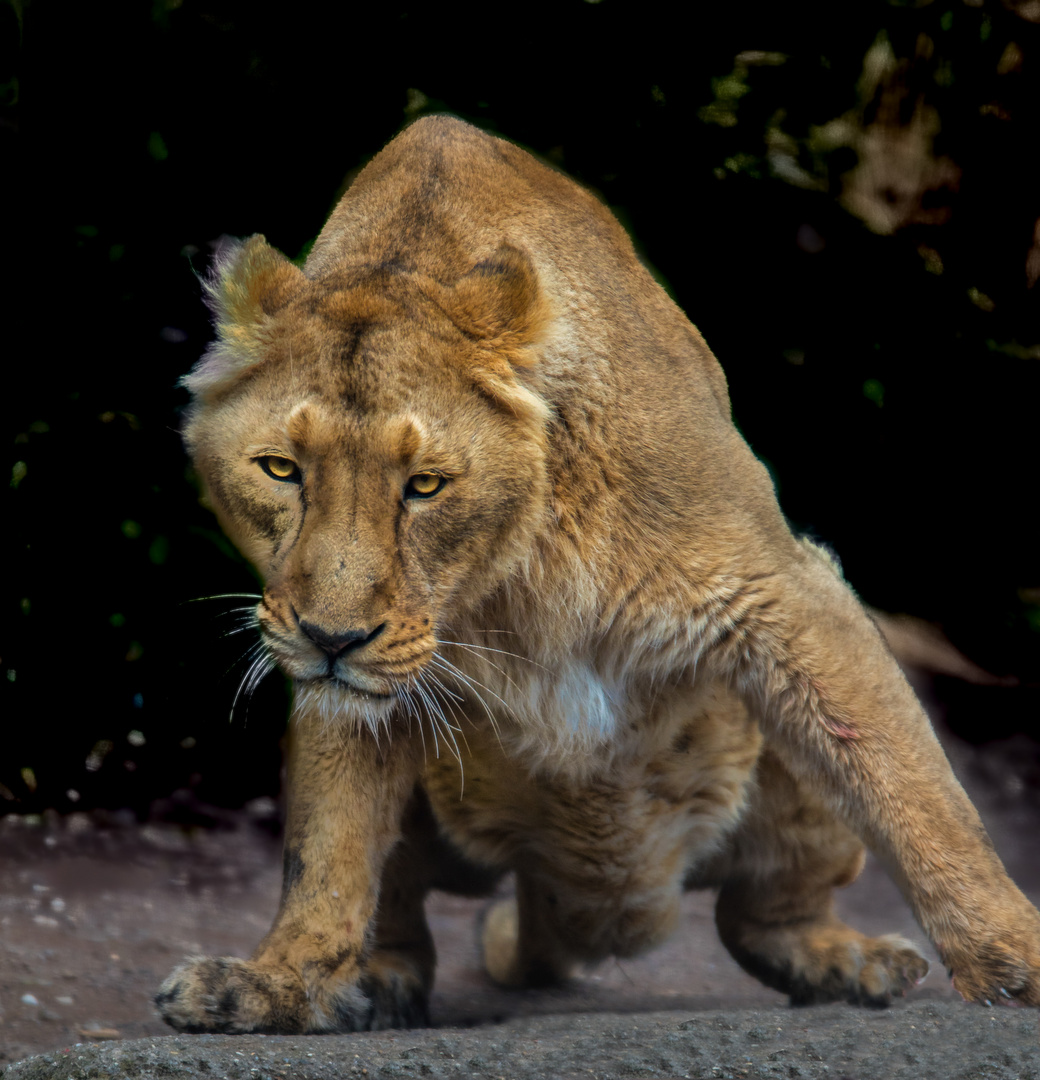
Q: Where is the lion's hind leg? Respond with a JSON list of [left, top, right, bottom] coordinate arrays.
[[481, 883, 576, 989], [712, 749, 929, 1006], [474, 781, 694, 991]]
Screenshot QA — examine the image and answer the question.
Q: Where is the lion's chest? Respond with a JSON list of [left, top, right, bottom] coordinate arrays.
[[443, 643, 749, 779], [425, 658, 760, 882], [447, 649, 626, 764]]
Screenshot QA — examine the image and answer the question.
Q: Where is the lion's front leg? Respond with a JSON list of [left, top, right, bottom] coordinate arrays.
[[156, 714, 424, 1034], [735, 542, 1040, 1007]]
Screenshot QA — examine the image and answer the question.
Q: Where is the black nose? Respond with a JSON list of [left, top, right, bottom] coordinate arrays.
[[298, 620, 386, 658]]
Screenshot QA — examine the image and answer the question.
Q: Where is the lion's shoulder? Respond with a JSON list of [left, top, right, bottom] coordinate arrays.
[[306, 117, 624, 281]]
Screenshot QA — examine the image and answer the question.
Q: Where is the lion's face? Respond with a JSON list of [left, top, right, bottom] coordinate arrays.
[[184, 239, 551, 727]]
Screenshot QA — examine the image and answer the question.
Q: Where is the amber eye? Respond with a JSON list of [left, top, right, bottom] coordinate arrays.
[[257, 455, 300, 483], [405, 472, 446, 499]]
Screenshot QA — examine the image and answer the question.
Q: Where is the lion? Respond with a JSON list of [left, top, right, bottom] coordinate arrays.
[[157, 117, 1040, 1033]]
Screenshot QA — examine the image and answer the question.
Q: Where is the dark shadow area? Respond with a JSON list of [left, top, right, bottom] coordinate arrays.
[[2, 1, 1037, 820]]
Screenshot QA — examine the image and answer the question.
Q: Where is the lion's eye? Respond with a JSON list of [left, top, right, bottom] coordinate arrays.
[[257, 456, 301, 483], [405, 472, 446, 499]]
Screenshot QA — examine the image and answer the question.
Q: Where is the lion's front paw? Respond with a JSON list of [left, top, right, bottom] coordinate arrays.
[[931, 893, 1040, 1007], [950, 956, 1040, 1008], [157, 951, 431, 1034], [156, 955, 370, 1034], [944, 935, 1040, 1007]]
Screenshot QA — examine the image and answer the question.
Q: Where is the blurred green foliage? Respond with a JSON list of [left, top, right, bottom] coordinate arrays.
[[2, 0, 1038, 816]]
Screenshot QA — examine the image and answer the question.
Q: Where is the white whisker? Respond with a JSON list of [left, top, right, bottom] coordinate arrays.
[[437, 638, 547, 673], [423, 671, 468, 731], [224, 637, 266, 681], [414, 674, 465, 792], [429, 654, 512, 738], [419, 670, 468, 748], [436, 640, 528, 703], [410, 679, 439, 745], [184, 593, 263, 603], [398, 685, 428, 762], [230, 648, 276, 725]]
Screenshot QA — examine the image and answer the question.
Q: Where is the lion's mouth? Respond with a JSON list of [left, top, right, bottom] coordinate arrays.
[[269, 643, 400, 701], [325, 676, 396, 702], [291, 674, 401, 731]]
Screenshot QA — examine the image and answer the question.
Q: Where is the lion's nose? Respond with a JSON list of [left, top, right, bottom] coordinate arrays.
[[298, 619, 386, 658]]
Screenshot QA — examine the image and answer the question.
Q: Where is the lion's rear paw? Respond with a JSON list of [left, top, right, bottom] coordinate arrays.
[[360, 950, 432, 1027], [481, 897, 574, 989], [722, 920, 929, 1008], [482, 898, 522, 987], [156, 955, 372, 1034], [786, 932, 929, 1007]]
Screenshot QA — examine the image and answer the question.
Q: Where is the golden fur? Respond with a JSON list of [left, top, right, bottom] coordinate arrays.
[[157, 117, 1040, 1033]]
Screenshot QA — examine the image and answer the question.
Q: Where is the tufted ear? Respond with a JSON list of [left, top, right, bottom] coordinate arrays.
[[182, 235, 306, 397]]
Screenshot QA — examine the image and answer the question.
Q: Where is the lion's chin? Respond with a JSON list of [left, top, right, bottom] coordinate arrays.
[[292, 677, 399, 734]]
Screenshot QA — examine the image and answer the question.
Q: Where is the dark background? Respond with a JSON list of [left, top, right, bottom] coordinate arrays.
[[2, 0, 1038, 819]]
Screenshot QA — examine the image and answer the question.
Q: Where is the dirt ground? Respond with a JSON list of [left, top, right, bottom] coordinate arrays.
[[2, 670, 1039, 1076]]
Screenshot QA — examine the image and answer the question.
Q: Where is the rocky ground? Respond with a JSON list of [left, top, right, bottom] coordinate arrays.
[[2, 666, 1038, 1078]]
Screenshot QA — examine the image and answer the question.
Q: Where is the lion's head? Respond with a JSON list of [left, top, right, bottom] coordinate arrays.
[[183, 234, 552, 731]]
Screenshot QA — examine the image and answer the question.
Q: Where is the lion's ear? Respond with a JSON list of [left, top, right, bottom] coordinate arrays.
[[444, 245, 544, 353], [183, 236, 306, 397], [435, 245, 551, 429], [205, 234, 305, 328]]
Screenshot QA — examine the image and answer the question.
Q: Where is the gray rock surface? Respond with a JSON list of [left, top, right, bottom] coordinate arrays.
[[4, 1001, 1038, 1080]]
